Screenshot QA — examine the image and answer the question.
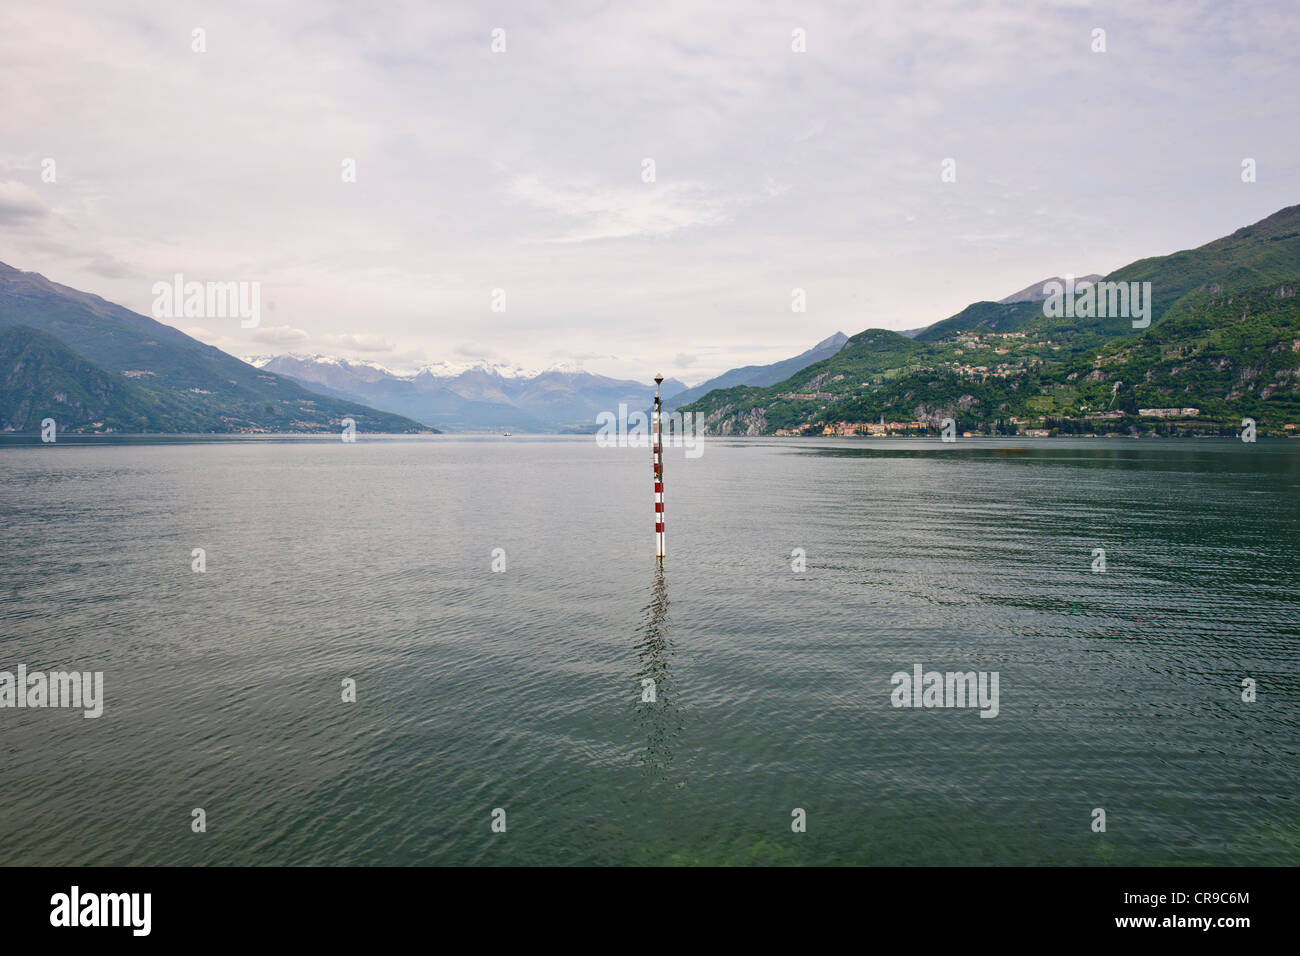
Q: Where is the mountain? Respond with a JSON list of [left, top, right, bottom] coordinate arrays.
[[677, 328, 933, 434], [998, 274, 1102, 304], [259, 355, 687, 432], [678, 205, 1300, 437], [0, 325, 177, 433], [430, 365, 686, 429], [0, 263, 429, 434], [916, 208, 1300, 351], [663, 332, 848, 411], [257, 355, 551, 432], [1062, 281, 1300, 426]]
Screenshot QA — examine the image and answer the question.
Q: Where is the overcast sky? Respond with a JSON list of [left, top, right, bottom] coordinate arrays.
[[2, 0, 1297, 384]]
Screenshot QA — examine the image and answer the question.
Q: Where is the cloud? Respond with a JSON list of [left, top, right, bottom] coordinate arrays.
[[453, 343, 507, 363], [509, 175, 726, 242], [83, 254, 135, 278], [324, 332, 396, 353], [792, 119, 826, 144], [250, 325, 310, 346], [2, 1, 1298, 382], [0, 180, 46, 223]]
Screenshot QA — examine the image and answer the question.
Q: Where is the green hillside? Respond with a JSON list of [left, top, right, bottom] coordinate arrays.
[[914, 204, 1300, 350], [0, 325, 181, 433], [914, 299, 1043, 344], [0, 263, 430, 434], [1069, 283, 1300, 426], [675, 329, 933, 433], [680, 205, 1300, 437], [1107, 204, 1300, 319]]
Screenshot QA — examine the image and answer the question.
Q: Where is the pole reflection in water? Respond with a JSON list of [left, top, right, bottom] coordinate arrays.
[[634, 564, 682, 776]]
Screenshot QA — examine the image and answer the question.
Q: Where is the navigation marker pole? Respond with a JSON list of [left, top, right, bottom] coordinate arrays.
[[653, 373, 665, 559]]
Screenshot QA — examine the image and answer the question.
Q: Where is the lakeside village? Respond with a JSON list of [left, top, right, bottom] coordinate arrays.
[[764, 329, 1300, 439], [774, 408, 1300, 439]]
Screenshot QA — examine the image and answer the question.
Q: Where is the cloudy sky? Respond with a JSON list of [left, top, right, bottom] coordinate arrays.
[[2, 0, 1297, 383]]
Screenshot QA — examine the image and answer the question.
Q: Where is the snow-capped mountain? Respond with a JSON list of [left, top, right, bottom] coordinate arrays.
[[255, 353, 687, 432], [413, 359, 569, 380]]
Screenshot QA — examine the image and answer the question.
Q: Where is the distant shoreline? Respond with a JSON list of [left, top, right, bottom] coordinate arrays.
[[2, 432, 1295, 447]]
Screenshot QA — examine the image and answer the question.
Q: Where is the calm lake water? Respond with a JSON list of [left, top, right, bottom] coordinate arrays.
[[0, 436, 1297, 866]]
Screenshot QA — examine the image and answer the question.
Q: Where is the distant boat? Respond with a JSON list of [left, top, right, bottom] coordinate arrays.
[[502, 431, 512, 437]]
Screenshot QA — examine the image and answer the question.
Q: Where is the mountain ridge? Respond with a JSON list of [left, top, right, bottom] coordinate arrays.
[[260, 354, 687, 432], [0, 262, 431, 434], [677, 204, 1300, 437], [663, 331, 849, 411]]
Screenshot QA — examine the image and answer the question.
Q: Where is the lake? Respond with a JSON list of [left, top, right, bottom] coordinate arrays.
[[0, 435, 1296, 865]]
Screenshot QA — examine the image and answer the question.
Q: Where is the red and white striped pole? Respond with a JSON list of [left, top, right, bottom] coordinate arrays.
[[653, 373, 665, 559]]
